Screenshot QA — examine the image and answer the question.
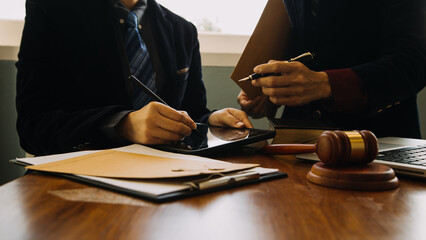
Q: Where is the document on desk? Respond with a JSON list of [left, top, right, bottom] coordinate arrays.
[[13, 144, 286, 202], [24, 148, 258, 178]]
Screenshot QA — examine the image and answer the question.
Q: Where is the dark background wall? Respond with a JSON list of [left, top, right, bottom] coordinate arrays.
[[0, 60, 26, 185]]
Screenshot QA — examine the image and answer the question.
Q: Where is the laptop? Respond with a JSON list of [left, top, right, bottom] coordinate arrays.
[[296, 137, 426, 179]]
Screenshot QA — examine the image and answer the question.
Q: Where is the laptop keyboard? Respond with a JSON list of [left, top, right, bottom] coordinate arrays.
[[376, 145, 426, 166]]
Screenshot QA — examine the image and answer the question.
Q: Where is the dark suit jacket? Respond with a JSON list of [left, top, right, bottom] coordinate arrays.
[[16, 0, 211, 155], [282, 0, 426, 138]]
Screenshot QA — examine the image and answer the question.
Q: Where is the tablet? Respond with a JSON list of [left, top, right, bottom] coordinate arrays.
[[152, 124, 276, 156]]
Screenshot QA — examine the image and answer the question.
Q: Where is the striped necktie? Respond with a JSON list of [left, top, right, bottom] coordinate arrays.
[[125, 11, 156, 110]]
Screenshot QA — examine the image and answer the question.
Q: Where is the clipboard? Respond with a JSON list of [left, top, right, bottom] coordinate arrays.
[[230, 0, 293, 99], [11, 145, 287, 203]]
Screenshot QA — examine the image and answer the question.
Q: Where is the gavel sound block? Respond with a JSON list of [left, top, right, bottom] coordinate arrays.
[[261, 130, 399, 191]]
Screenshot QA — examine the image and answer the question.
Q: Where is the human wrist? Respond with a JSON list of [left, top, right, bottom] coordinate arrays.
[[318, 71, 332, 99], [324, 68, 367, 113], [115, 112, 133, 142], [208, 111, 219, 125]]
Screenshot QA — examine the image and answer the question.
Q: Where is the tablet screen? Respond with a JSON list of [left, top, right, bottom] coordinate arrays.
[[153, 124, 275, 156]]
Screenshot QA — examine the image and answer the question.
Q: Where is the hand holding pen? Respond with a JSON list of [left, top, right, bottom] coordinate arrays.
[[237, 51, 332, 108], [115, 75, 198, 145], [118, 76, 252, 145], [238, 52, 315, 82]]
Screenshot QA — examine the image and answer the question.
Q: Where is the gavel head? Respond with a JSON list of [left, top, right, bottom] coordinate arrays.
[[316, 130, 378, 166]]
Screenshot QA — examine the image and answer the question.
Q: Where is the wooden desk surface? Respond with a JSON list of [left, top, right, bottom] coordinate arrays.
[[1, 153, 426, 240]]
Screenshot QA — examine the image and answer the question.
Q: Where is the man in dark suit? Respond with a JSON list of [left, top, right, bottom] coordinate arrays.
[[238, 0, 426, 138], [16, 0, 252, 156]]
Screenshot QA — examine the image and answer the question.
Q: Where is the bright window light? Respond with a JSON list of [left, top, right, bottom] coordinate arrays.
[[1, 0, 264, 63], [156, 0, 267, 35], [0, 0, 267, 35], [0, 0, 25, 20]]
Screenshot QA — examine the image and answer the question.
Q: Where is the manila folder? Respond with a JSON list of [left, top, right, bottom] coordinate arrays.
[[26, 149, 259, 179], [230, 0, 292, 99]]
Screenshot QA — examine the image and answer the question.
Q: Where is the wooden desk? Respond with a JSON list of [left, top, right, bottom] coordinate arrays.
[[1, 153, 426, 240]]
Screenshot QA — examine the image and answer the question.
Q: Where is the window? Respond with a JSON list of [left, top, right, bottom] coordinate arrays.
[[156, 0, 267, 35], [1, 0, 268, 65], [156, 0, 268, 66], [1, 0, 267, 34], [0, 0, 25, 20]]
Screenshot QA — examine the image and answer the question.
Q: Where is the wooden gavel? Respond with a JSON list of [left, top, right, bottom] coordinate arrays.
[[261, 130, 379, 166]]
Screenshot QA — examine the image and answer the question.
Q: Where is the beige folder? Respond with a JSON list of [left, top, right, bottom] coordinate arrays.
[[26, 149, 259, 179], [230, 0, 292, 99]]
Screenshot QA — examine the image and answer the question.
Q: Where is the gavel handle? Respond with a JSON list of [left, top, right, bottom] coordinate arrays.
[[261, 144, 316, 155]]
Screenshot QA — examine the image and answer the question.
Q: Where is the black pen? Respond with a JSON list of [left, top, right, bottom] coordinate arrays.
[[129, 75, 204, 139], [130, 75, 168, 105], [238, 52, 315, 82]]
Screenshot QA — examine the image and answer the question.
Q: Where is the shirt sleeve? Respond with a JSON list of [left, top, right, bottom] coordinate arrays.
[[325, 68, 368, 113], [99, 110, 133, 146]]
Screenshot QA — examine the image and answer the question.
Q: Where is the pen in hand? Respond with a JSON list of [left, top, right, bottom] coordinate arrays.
[[238, 52, 315, 82], [129, 75, 204, 139]]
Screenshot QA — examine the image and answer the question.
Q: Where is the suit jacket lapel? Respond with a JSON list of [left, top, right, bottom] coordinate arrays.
[[142, 0, 179, 108]]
